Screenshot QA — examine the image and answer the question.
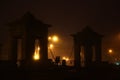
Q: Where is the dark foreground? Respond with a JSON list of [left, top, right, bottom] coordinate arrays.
[[0, 64, 120, 80]]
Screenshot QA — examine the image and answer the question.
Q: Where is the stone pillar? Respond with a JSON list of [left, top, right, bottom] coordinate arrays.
[[84, 44, 93, 66], [39, 36, 48, 64], [0, 44, 1, 50], [11, 37, 18, 63], [95, 40, 102, 62], [25, 36, 35, 64], [74, 37, 81, 68]]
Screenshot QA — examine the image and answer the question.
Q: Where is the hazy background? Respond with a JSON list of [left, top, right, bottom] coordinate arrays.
[[0, 0, 120, 61]]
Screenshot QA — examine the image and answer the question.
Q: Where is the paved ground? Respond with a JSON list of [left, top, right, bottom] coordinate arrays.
[[0, 65, 120, 80]]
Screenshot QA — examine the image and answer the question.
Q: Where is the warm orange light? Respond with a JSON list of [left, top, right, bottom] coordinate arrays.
[[33, 52, 40, 60], [62, 57, 69, 61], [37, 47, 40, 51], [109, 49, 112, 53], [33, 46, 40, 60], [62, 57, 66, 60], [49, 44, 54, 49], [48, 36, 52, 40], [52, 35, 58, 42], [66, 58, 69, 61]]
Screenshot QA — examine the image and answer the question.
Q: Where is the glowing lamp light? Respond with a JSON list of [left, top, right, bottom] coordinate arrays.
[[33, 46, 40, 60], [108, 49, 113, 54], [52, 35, 58, 42], [66, 58, 69, 61], [62, 57, 66, 60], [62, 56, 69, 61], [33, 52, 40, 60], [48, 36, 52, 40], [115, 62, 120, 66], [49, 44, 54, 49], [37, 47, 40, 51]]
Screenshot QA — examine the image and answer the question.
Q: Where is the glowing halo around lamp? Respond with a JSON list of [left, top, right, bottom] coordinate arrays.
[[33, 46, 40, 60], [48, 35, 59, 42], [49, 44, 54, 49], [52, 35, 58, 42], [108, 49, 113, 54], [62, 56, 69, 61], [48, 36, 52, 40], [33, 52, 40, 60]]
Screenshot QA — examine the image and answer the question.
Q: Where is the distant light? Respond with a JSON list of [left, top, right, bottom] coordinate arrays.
[[115, 62, 120, 66], [38, 47, 40, 50], [52, 35, 58, 42], [48, 36, 52, 40], [66, 58, 69, 61], [62, 56, 69, 61], [62, 57, 66, 60], [108, 49, 113, 54], [49, 44, 54, 49]]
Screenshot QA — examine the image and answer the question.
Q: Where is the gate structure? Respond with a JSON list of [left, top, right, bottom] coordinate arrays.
[[7, 12, 51, 67], [72, 26, 103, 68]]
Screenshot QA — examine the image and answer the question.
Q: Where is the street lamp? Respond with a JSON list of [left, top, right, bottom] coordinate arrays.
[[48, 35, 59, 42], [62, 56, 69, 61], [48, 35, 59, 61], [52, 35, 58, 42], [108, 49, 113, 54], [48, 36, 52, 40], [49, 44, 54, 49]]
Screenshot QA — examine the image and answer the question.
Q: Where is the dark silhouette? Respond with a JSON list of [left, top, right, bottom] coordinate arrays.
[[7, 12, 51, 67], [72, 26, 103, 68], [62, 60, 66, 66], [0, 12, 119, 80], [55, 56, 60, 65]]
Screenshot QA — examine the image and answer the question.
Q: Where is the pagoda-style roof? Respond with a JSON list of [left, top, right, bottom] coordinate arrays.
[[7, 12, 51, 27], [6, 12, 51, 37], [72, 26, 103, 38], [71, 26, 103, 45]]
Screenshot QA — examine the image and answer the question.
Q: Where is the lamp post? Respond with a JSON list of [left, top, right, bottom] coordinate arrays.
[[48, 35, 59, 61]]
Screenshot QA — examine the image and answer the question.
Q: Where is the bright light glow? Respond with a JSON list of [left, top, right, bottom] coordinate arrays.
[[48, 36, 52, 40], [33, 52, 40, 60], [38, 47, 40, 50], [52, 35, 58, 42], [62, 57, 69, 61], [108, 49, 113, 54], [33, 46, 40, 60], [49, 44, 54, 49], [66, 58, 69, 61], [115, 62, 120, 66], [62, 57, 66, 60]]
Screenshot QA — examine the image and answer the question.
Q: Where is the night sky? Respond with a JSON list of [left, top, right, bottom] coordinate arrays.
[[0, 0, 120, 61]]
